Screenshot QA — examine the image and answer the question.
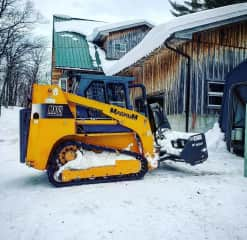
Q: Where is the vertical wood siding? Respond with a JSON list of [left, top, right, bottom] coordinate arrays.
[[121, 21, 247, 117]]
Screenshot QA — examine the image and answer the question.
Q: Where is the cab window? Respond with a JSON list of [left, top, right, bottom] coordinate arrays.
[[107, 83, 126, 108]]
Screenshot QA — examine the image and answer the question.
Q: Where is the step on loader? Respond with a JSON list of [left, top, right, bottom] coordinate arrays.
[[20, 74, 208, 187]]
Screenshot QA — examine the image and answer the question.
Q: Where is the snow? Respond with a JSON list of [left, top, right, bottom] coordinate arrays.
[[1, 107, 247, 240], [87, 42, 117, 71], [205, 122, 226, 151], [55, 17, 153, 42], [60, 33, 79, 41], [54, 17, 117, 72], [96, 46, 118, 72], [157, 129, 196, 156], [87, 42, 98, 68], [55, 150, 134, 180], [55, 19, 106, 37], [88, 19, 154, 42], [106, 3, 247, 75]]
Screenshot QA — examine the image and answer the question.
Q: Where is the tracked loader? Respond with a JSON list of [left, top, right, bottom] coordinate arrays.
[[20, 74, 208, 187]]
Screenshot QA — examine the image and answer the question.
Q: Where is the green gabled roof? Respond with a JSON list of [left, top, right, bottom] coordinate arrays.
[[54, 31, 96, 69], [53, 15, 102, 71]]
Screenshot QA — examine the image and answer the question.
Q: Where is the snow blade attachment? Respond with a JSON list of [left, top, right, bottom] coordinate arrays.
[[180, 133, 208, 165]]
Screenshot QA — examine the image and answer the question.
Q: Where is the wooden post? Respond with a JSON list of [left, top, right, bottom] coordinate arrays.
[[245, 104, 247, 177]]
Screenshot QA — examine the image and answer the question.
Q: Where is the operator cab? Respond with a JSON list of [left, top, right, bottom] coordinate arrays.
[[72, 74, 147, 119], [70, 74, 169, 136]]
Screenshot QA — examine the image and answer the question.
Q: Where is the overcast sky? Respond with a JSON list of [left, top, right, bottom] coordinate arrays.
[[32, 0, 175, 44]]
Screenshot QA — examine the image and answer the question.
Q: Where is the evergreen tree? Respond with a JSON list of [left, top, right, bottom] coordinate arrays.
[[204, 0, 247, 9], [169, 0, 247, 17]]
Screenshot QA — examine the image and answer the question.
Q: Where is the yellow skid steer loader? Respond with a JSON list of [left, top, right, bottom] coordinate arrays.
[[20, 74, 208, 187]]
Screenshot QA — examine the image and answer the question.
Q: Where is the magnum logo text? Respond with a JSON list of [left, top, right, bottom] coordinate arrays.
[[110, 107, 138, 120]]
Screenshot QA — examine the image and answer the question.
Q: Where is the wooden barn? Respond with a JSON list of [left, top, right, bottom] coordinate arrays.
[[51, 15, 153, 91], [107, 3, 247, 132]]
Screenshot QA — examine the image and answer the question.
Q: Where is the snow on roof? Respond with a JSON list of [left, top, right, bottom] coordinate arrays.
[[96, 47, 118, 72], [106, 3, 247, 75], [54, 18, 106, 37], [88, 19, 154, 42], [55, 17, 153, 42]]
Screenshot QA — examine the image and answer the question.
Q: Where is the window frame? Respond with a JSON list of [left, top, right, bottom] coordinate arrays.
[[207, 81, 225, 110], [114, 41, 127, 53], [106, 82, 127, 108]]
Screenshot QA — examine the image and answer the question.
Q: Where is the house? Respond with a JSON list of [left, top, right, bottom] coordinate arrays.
[[51, 15, 153, 91], [107, 3, 247, 132]]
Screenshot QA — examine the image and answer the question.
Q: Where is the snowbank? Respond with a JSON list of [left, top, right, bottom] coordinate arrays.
[[205, 122, 226, 151]]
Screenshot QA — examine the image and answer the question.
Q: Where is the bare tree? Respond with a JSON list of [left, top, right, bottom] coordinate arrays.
[[0, 1, 36, 58], [169, 0, 247, 16], [19, 39, 47, 107], [0, 0, 48, 115]]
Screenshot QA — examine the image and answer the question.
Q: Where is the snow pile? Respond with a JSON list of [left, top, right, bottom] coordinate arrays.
[[106, 3, 247, 75], [56, 150, 132, 172], [205, 122, 226, 151], [55, 150, 134, 180], [158, 129, 195, 156], [158, 122, 227, 156]]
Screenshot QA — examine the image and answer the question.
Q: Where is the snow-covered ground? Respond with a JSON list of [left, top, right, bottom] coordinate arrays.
[[0, 107, 247, 240]]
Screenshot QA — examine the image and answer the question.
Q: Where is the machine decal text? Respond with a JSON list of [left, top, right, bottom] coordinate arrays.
[[110, 107, 138, 120], [47, 105, 63, 117]]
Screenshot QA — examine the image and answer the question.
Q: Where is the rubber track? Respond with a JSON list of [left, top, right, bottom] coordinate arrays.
[[47, 142, 148, 187]]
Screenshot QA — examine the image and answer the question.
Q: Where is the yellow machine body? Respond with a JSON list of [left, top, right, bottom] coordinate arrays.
[[24, 84, 158, 185]]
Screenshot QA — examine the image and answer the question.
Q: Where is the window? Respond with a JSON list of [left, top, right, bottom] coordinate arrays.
[[85, 81, 106, 118], [85, 81, 106, 103], [207, 81, 224, 109], [114, 41, 127, 53], [107, 83, 127, 108]]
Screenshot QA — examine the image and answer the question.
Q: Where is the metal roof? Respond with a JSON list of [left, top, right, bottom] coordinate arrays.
[[53, 17, 102, 71]]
